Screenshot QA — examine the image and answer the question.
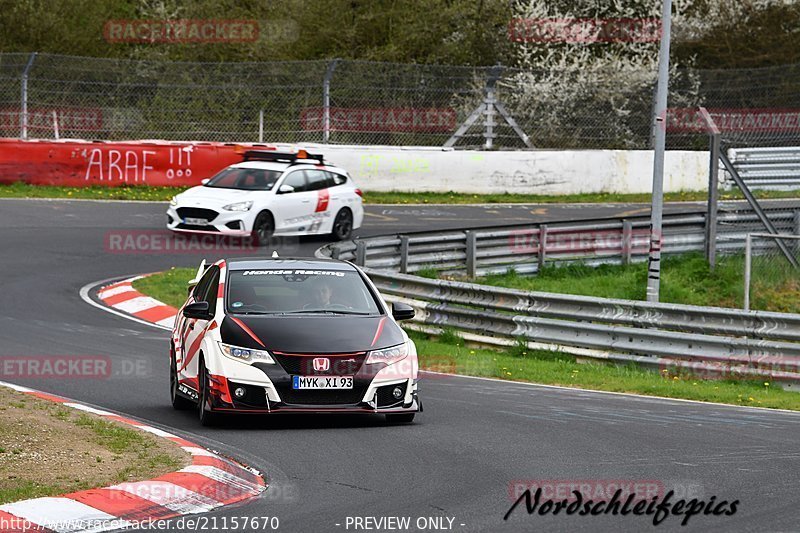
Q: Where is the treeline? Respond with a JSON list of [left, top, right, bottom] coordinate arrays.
[[0, 0, 797, 68]]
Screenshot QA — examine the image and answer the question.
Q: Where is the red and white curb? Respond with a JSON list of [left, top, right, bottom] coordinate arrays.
[[0, 381, 266, 533], [87, 275, 178, 331]]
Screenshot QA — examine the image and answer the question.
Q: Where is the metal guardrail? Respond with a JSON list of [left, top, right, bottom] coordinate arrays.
[[327, 208, 800, 277], [318, 209, 800, 384], [728, 146, 800, 190]]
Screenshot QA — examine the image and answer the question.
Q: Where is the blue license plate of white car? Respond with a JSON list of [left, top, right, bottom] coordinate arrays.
[[292, 376, 353, 389]]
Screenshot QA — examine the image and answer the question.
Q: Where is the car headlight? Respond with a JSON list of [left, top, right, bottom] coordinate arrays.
[[170, 196, 178, 206], [222, 201, 253, 212], [365, 342, 408, 365], [219, 342, 275, 364]]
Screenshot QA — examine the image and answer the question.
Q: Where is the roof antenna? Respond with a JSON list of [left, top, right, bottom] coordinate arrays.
[[271, 250, 279, 258]]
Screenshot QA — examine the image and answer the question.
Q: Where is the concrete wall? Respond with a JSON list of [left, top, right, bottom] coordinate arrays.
[[0, 138, 709, 194], [307, 144, 709, 195]]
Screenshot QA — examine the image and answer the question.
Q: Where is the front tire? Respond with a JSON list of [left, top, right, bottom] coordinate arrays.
[[170, 349, 193, 410], [252, 212, 275, 247], [331, 209, 353, 241], [197, 357, 218, 427], [386, 413, 415, 424]]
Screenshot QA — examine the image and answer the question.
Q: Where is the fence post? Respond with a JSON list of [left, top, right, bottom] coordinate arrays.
[[483, 65, 502, 150], [465, 231, 477, 278], [355, 240, 367, 266], [20, 52, 37, 140], [537, 225, 548, 272], [704, 129, 721, 269], [622, 219, 633, 265], [399, 235, 410, 274], [52, 110, 59, 140], [322, 59, 340, 144], [258, 109, 264, 143], [744, 233, 752, 311]]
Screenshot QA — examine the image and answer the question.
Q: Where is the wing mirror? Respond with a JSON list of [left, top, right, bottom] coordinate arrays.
[[391, 302, 415, 321], [201, 178, 210, 185], [183, 301, 212, 320], [278, 184, 295, 194]]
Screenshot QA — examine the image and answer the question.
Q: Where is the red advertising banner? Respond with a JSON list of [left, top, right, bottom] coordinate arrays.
[[0, 139, 263, 187]]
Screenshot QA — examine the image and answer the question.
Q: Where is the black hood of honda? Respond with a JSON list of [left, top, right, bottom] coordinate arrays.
[[220, 314, 404, 353]]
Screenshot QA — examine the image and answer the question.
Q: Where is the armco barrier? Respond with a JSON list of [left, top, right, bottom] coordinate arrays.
[[318, 210, 800, 385], [0, 138, 276, 186]]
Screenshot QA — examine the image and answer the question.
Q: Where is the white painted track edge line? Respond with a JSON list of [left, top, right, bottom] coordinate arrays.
[[420, 370, 800, 416]]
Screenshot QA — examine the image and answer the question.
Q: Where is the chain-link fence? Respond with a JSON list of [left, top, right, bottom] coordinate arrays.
[[1, 52, 800, 149], [744, 233, 800, 313]]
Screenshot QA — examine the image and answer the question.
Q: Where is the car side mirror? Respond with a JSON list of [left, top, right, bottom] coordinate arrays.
[[391, 302, 415, 321], [183, 301, 211, 320], [278, 184, 294, 194], [201, 178, 210, 185]]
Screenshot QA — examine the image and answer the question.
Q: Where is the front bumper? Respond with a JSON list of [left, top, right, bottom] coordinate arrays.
[[204, 351, 420, 414], [167, 204, 253, 235]]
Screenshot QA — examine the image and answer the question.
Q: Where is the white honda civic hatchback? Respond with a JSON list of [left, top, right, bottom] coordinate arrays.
[[167, 150, 364, 243]]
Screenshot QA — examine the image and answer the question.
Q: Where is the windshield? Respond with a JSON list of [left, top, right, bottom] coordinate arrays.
[[205, 167, 282, 191], [226, 269, 382, 315]]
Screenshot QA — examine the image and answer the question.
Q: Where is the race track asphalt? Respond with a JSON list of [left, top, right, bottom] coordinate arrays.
[[0, 198, 798, 533]]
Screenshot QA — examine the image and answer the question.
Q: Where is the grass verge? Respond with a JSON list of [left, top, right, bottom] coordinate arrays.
[[3, 181, 800, 205], [0, 387, 190, 504], [133, 267, 800, 411], [133, 267, 194, 309], [475, 252, 799, 313]]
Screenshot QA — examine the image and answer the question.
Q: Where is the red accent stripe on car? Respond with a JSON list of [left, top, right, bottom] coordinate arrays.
[[180, 321, 218, 371], [217, 282, 225, 298], [230, 317, 266, 347], [370, 317, 387, 347], [315, 188, 330, 212]]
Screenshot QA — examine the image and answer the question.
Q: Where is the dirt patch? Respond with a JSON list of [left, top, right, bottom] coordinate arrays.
[[0, 387, 191, 504]]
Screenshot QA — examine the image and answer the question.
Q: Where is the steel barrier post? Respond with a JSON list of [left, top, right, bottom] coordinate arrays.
[[537, 225, 548, 272], [465, 231, 477, 278], [400, 236, 410, 274], [622, 220, 633, 265], [355, 240, 367, 266]]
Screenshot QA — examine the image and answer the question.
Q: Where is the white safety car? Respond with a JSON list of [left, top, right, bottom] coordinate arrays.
[[167, 150, 364, 243]]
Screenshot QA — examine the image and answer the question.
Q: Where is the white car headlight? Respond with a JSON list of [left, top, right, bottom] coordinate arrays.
[[170, 196, 178, 206], [222, 201, 253, 212], [219, 342, 275, 364], [365, 342, 408, 365]]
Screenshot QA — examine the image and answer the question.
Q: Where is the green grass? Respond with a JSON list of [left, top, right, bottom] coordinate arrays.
[[0, 182, 188, 201], [475, 252, 800, 313], [0, 480, 80, 504], [409, 330, 800, 410], [75, 414, 149, 454], [132, 267, 195, 309], [3, 181, 800, 205]]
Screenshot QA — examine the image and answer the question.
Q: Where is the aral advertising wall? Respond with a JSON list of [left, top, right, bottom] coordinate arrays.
[[0, 139, 708, 194]]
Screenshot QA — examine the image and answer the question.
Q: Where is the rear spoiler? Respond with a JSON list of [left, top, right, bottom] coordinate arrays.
[[187, 259, 207, 293]]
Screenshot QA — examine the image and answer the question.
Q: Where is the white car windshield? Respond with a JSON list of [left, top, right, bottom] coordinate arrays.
[[226, 269, 382, 315], [205, 168, 282, 191]]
